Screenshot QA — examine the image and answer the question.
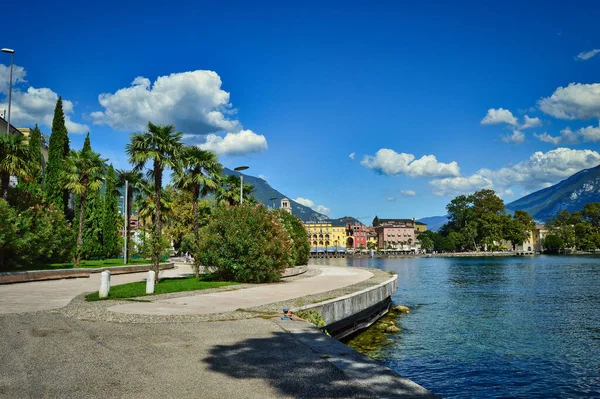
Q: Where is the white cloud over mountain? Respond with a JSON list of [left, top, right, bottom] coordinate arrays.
[[430, 174, 494, 197], [294, 197, 330, 215], [360, 149, 460, 178], [0, 64, 88, 134], [91, 70, 267, 155], [538, 83, 600, 120]]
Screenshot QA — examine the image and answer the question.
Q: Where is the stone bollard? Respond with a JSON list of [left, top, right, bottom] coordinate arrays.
[[99, 270, 110, 298], [146, 270, 155, 294]]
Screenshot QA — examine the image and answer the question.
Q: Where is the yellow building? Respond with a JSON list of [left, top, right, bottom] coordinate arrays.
[[17, 127, 32, 137], [415, 221, 427, 234], [304, 221, 347, 251]]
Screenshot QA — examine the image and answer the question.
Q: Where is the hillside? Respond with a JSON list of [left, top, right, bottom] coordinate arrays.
[[223, 168, 329, 222], [506, 164, 600, 223], [417, 216, 448, 232]]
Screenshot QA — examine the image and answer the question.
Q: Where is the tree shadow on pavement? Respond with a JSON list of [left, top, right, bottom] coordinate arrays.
[[203, 326, 439, 399]]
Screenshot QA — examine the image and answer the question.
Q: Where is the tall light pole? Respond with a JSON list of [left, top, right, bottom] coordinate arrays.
[[1, 48, 15, 135], [124, 180, 128, 264], [234, 166, 249, 204]]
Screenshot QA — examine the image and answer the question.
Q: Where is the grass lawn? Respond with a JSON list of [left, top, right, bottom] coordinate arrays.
[[86, 275, 238, 301]]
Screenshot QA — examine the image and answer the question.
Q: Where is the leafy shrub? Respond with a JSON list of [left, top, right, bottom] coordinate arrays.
[[196, 204, 292, 283], [543, 234, 564, 254], [273, 209, 310, 266], [0, 199, 75, 270]]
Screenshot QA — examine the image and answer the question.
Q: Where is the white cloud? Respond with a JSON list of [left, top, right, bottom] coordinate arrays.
[[92, 70, 242, 133], [0, 64, 88, 134], [575, 49, 600, 61], [360, 149, 460, 178], [481, 108, 518, 126], [294, 197, 330, 215], [258, 174, 268, 181], [294, 197, 314, 207], [348, 152, 356, 160], [315, 205, 331, 215], [533, 124, 600, 145], [538, 83, 600, 120], [478, 148, 600, 190], [198, 129, 267, 156], [504, 189, 514, 197], [400, 190, 416, 197], [521, 115, 542, 129], [501, 130, 525, 144], [430, 174, 494, 197], [386, 197, 397, 201]]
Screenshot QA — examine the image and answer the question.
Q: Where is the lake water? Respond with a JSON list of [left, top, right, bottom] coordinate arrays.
[[312, 255, 600, 398]]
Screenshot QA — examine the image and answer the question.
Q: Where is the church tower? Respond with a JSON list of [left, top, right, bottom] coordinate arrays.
[[281, 198, 292, 214]]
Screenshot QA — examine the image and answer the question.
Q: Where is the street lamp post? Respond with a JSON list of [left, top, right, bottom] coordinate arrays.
[[1, 48, 15, 135], [124, 180, 128, 265], [234, 166, 249, 204]]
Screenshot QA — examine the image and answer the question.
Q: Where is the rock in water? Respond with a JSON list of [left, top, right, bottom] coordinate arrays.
[[394, 305, 410, 313], [385, 325, 400, 333]]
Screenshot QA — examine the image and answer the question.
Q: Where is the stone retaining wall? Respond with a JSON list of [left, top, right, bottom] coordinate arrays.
[[0, 263, 175, 285]]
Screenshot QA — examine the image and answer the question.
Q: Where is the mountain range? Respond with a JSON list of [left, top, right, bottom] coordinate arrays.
[[505, 164, 600, 223]]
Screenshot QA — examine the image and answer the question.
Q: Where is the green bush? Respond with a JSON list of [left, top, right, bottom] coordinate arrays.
[[543, 234, 564, 254], [0, 199, 75, 270], [273, 209, 310, 266], [196, 204, 292, 283]]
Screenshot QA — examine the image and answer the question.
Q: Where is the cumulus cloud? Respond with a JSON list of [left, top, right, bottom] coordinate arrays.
[[478, 148, 600, 190], [481, 108, 518, 126], [400, 190, 416, 197], [360, 149, 460, 178], [348, 152, 356, 160], [386, 197, 397, 201], [521, 115, 542, 129], [575, 49, 600, 61], [315, 205, 331, 215], [538, 83, 600, 120], [0, 64, 88, 134], [198, 129, 267, 156], [91, 70, 267, 155], [294, 197, 330, 215], [504, 189, 514, 197], [501, 130, 525, 144], [430, 174, 494, 197], [534, 124, 600, 145], [294, 197, 314, 207]]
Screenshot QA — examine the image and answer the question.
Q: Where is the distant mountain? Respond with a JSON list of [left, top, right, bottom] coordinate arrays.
[[506, 164, 600, 223], [223, 168, 329, 222], [417, 216, 448, 232]]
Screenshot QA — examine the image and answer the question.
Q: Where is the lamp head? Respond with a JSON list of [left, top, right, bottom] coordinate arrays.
[[1, 48, 15, 54]]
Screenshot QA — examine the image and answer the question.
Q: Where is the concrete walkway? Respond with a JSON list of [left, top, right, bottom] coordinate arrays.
[[109, 266, 373, 316], [0, 264, 372, 315], [0, 264, 192, 314]]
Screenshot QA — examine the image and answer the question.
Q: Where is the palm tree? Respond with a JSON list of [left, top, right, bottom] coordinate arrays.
[[0, 134, 32, 199], [116, 169, 143, 263], [126, 122, 183, 280], [173, 147, 222, 277], [216, 174, 255, 206], [64, 148, 107, 267]]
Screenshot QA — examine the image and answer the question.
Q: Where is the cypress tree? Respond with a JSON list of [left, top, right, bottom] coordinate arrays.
[[102, 164, 121, 258], [82, 132, 91, 152], [44, 97, 70, 214]]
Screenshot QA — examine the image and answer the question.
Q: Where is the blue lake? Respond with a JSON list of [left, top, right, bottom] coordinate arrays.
[[313, 255, 600, 398]]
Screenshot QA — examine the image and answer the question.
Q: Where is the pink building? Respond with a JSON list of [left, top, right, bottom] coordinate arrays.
[[346, 223, 367, 249], [372, 217, 416, 251]]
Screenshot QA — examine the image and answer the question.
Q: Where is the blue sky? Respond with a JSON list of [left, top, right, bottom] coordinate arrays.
[[4, 0, 600, 219]]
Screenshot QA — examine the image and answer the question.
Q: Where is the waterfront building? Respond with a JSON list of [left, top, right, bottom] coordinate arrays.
[[372, 217, 418, 251], [366, 227, 378, 249], [533, 225, 549, 253], [346, 223, 368, 250], [304, 221, 347, 253], [415, 221, 427, 233]]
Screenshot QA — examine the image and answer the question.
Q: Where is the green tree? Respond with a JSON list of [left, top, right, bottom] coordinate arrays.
[[547, 210, 578, 250], [173, 147, 222, 277], [543, 234, 564, 253], [216, 174, 256, 206], [102, 165, 121, 258], [126, 122, 183, 280], [417, 233, 434, 251], [64, 148, 107, 267], [274, 209, 310, 266], [116, 169, 144, 264], [19, 124, 44, 196], [44, 97, 71, 215], [0, 134, 32, 199]]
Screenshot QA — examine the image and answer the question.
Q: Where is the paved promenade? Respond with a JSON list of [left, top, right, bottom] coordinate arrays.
[[0, 264, 439, 398]]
